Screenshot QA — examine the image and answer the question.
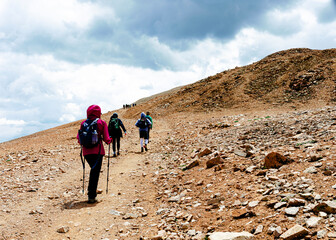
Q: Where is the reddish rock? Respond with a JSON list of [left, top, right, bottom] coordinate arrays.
[[184, 160, 200, 170], [231, 208, 255, 219], [206, 156, 224, 169], [264, 152, 293, 169], [214, 164, 226, 172], [198, 148, 212, 158]]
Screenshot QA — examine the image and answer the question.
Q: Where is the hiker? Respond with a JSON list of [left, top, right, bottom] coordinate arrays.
[[146, 111, 153, 140], [108, 112, 127, 157], [77, 105, 111, 203], [135, 112, 152, 152]]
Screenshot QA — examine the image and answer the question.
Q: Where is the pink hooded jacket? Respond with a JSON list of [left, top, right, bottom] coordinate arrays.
[[77, 105, 112, 156]]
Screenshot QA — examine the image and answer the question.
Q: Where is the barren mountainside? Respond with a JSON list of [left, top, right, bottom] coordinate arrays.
[[126, 48, 336, 118]]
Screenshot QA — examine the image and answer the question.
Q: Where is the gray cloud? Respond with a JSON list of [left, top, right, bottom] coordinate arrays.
[[317, 0, 336, 23], [3, 0, 300, 70], [118, 0, 296, 42]]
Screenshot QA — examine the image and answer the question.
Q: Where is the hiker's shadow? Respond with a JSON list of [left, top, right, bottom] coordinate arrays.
[[62, 200, 98, 210]]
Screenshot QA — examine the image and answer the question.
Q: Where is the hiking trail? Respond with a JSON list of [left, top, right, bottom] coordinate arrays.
[[0, 112, 172, 240]]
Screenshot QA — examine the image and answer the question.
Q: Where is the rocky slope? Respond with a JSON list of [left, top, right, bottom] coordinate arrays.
[[0, 48, 336, 239], [126, 48, 336, 118]]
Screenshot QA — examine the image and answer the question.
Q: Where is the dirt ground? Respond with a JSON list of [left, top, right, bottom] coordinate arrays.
[[0, 109, 173, 239], [1, 103, 336, 240]]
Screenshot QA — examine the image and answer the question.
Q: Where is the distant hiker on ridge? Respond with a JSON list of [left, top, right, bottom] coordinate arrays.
[[108, 112, 127, 157], [77, 105, 111, 204], [146, 111, 153, 141], [135, 112, 152, 152]]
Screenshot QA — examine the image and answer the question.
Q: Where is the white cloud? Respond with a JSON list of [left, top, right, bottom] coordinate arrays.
[[0, 118, 25, 125], [0, 0, 336, 143]]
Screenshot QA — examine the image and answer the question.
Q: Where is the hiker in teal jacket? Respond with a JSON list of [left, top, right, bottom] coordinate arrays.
[[146, 111, 153, 140], [108, 113, 126, 157]]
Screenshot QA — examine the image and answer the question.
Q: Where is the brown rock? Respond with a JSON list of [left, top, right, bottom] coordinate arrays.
[[198, 148, 212, 158], [57, 226, 69, 233], [312, 201, 336, 214], [279, 224, 308, 240], [206, 156, 224, 169], [231, 208, 255, 219], [256, 170, 267, 176], [214, 164, 226, 172], [184, 160, 200, 170], [264, 152, 293, 169], [207, 198, 225, 206]]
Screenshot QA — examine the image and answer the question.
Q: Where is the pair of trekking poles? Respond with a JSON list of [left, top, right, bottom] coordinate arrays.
[[80, 143, 112, 195]]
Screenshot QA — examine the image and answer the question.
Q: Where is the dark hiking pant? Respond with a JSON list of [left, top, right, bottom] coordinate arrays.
[[84, 154, 103, 200], [139, 130, 149, 140], [112, 136, 120, 153]]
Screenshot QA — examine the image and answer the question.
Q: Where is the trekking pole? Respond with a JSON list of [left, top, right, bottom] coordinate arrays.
[[80, 146, 85, 194], [106, 143, 111, 194]]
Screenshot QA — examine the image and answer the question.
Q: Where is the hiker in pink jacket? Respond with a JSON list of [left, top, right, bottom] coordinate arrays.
[[77, 105, 111, 203]]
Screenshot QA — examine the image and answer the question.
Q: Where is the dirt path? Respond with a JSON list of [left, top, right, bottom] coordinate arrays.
[[0, 113, 172, 240]]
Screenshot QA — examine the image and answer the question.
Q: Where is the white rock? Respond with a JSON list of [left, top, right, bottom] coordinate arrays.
[[319, 212, 327, 218], [268, 175, 279, 181], [306, 217, 322, 228], [274, 202, 287, 209], [208, 231, 254, 240], [248, 201, 259, 208], [304, 167, 318, 174], [317, 229, 327, 239], [255, 225, 263, 235], [279, 225, 308, 240], [328, 232, 336, 238], [285, 207, 299, 216]]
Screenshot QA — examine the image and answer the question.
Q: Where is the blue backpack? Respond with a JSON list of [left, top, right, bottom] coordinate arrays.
[[78, 118, 99, 148]]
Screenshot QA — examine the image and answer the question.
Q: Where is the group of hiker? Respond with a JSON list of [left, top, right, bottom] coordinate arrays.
[[77, 104, 153, 203]]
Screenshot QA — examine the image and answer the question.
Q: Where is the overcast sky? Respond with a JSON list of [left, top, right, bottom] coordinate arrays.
[[0, 0, 335, 142]]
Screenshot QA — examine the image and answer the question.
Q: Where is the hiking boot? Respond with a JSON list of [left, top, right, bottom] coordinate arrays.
[[88, 198, 97, 204], [113, 153, 116, 157], [141, 147, 144, 152], [144, 145, 148, 151], [117, 151, 120, 156]]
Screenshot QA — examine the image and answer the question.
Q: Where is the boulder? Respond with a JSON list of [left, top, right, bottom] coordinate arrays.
[[279, 225, 308, 240], [312, 201, 336, 214], [264, 152, 293, 169], [206, 156, 224, 169]]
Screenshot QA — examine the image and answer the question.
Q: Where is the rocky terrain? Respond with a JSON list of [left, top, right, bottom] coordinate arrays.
[[0, 48, 336, 240]]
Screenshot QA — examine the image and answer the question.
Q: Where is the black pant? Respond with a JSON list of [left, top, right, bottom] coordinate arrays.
[[84, 154, 103, 199], [112, 137, 120, 153]]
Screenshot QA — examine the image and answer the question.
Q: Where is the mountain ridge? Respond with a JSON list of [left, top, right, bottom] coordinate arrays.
[[124, 48, 336, 118]]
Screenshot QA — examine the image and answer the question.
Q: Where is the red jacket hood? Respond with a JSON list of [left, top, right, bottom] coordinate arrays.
[[87, 105, 101, 120]]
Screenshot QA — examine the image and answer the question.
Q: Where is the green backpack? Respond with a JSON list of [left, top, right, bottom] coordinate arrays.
[[108, 117, 119, 133]]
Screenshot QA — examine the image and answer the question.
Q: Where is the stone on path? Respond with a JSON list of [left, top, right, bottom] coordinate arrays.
[[279, 225, 308, 240], [57, 226, 69, 233], [208, 231, 254, 240]]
